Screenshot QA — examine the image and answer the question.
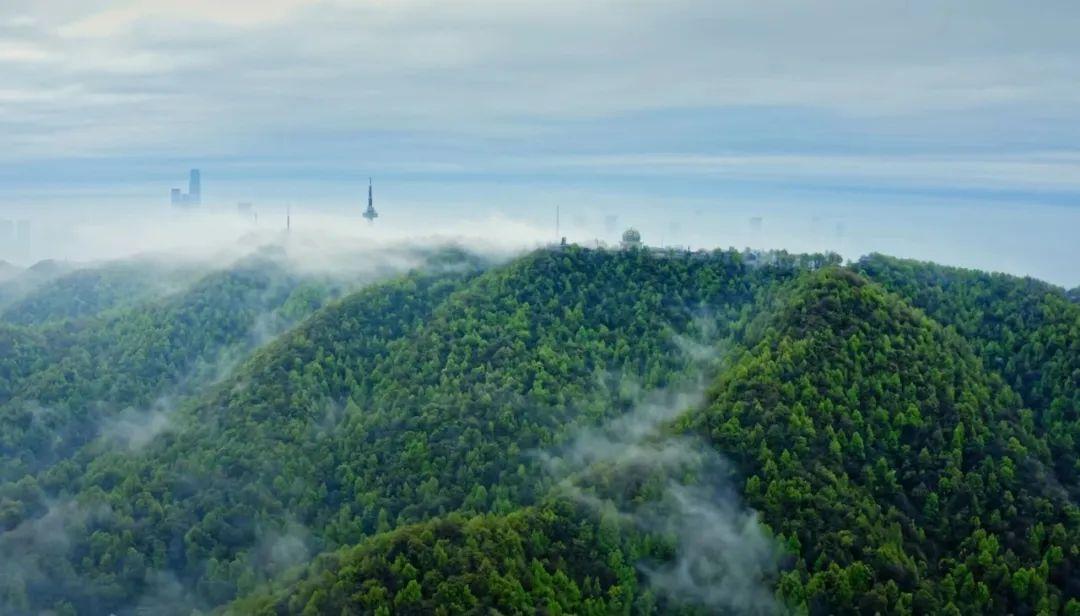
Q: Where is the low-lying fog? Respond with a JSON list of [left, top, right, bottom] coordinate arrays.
[[2, 189, 1077, 288]]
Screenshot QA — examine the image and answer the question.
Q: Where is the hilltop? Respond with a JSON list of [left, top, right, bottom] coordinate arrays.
[[0, 245, 1076, 615]]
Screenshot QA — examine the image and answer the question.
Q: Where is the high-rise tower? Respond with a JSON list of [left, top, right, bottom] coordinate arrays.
[[171, 168, 202, 207], [188, 169, 202, 205], [363, 178, 378, 222]]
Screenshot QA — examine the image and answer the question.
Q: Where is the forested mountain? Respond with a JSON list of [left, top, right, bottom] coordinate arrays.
[[858, 255, 1080, 495], [0, 261, 20, 284], [228, 502, 653, 615], [0, 246, 434, 484], [0, 259, 73, 310], [0, 258, 204, 326], [695, 268, 1079, 613], [0, 244, 1076, 615], [0, 255, 302, 483]]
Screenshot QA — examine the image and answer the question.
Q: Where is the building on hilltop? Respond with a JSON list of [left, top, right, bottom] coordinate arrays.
[[620, 228, 642, 249]]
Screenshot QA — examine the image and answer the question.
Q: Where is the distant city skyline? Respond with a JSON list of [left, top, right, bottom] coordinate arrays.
[[0, 1, 1078, 284], [1, 185, 1077, 289], [2, 2, 1079, 199], [170, 169, 201, 206]]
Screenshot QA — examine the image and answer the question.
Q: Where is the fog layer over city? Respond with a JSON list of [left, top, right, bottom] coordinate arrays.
[[2, 191, 1077, 288]]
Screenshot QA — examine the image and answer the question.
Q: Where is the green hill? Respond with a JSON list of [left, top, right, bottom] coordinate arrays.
[[0, 254, 337, 482], [226, 265, 1080, 615], [227, 502, 651, 616], [0, 259, 74, 310], [857, 255, 1080, 494], [0, 261, 21, 284], [0, 246, 1076, 615], [694, 267, 1079, 613], [0, 246, 794, 614], [0, 259, 203, 327]]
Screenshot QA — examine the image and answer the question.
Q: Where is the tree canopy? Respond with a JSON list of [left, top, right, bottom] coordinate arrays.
[[0, 246, 1076, 615]]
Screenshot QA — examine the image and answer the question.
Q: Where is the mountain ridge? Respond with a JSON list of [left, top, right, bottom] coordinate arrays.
[[0, 246, 1076, 615]]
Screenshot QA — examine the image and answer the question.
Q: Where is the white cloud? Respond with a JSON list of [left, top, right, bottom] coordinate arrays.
[[0, 41, 55, 62], [2, 0, 1079, 158], [2, 204, 550, 265], [56, 0, 317, 37], [538, 151, 1080, 191], [0, 15, 39, 29]]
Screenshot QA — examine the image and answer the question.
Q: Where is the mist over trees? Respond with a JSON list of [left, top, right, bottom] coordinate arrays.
[[0, 241, 1077, 614]]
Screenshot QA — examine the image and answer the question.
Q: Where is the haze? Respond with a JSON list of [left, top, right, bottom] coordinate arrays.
[[1, 1, 1078, 285]]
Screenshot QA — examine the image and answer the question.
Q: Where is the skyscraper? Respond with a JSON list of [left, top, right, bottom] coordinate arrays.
[[188, 169, 201, 206], [363, 178, 378, 221], [170, 168, 202, 206]]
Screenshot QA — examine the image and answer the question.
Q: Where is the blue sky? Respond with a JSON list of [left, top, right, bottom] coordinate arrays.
[[0, 1, 1078, 284]]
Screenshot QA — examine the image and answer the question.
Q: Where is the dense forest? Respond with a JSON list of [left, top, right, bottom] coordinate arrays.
[[0, 258, 203, 326], [0, 243, 1076, 615]]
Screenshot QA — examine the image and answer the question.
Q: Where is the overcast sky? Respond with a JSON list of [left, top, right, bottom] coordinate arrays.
[[0, 1, 1078, 284]]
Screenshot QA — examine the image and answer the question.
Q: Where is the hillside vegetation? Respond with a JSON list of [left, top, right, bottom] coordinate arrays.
[[0, 245, 1076, 615], [0, 259, 202, 327]]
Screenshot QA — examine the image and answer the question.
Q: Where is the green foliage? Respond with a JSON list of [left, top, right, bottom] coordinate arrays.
[[0, 246, 1076, 615], [0, 259, 201, 326], [229, 502, 649, 616], [695, 267, 1080, 613], [0, 324, 46, 404], [1, 246, 784, 614], [0, 259, 72, 311], [0, 255, 332, 483], [858, 254, 1080, 493]]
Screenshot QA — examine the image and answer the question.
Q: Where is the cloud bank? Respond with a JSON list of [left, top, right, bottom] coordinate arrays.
[[1, 1, 1077, 285], [3, 0, 1080, 158]]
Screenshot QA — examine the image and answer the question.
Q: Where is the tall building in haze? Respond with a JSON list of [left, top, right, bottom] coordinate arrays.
[[170, 168, 202, 206], [188, 169, 201, 205]]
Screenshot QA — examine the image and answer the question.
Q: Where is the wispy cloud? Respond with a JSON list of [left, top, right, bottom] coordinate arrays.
[[3, 0, 1080, 158], [56, 0, 314, 37], [536, 151, 1080, 191], [542, 384, 782, 614], [2, 1, 1077, 285]]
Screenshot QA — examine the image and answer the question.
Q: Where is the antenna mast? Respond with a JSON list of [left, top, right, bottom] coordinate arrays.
[[363, 177, 379, 222]]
